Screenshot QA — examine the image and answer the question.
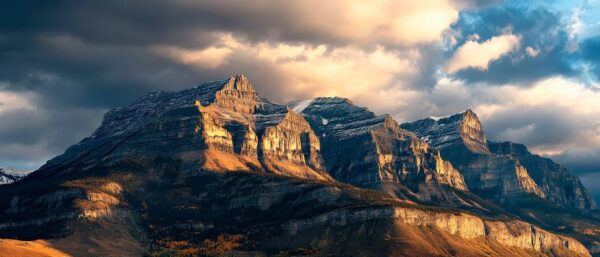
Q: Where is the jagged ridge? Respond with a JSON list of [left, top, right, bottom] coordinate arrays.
[[290, 97, 486, 208], [2, 75, 596, 257], [401, 110, 597, 211], [32, 75, 331, 182]]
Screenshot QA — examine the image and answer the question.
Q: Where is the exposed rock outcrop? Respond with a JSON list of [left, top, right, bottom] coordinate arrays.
[[290, 97, 470, 206], [284, 206, 590, 256], [490, 141, 597, 210], [401, 110, 548, 204], [401, 110, 597, 212], [31, 75, 332, 182], [2, 75, 596, 257]]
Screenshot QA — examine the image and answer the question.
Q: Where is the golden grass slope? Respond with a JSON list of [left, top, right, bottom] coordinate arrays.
[[0, 239, 70, 257]]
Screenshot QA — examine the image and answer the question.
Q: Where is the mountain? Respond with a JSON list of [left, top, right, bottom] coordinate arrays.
[[288, 98, 489, 210], [32, 75, 331, 182], [401, 110, 596, 211], [489, 141, 597, 210], [0, 75, 598, 257], [0, 168, 30, 185]]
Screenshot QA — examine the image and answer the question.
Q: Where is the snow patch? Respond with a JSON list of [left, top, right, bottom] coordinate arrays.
[[0, 168, 31, 185], [291, 99, 314, 113], [429, 115, 451, 121]]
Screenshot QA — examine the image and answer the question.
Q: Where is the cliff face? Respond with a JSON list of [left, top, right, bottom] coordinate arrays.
[[400, 110, 490, 154], [290, 97, 470, 206], [1, 165, 590, 257], [194, 76, 331, 180], [401, 110, 597, 211], [490, 141, 597, 210], [401, 111, 548, 204], [260, 111, 329, 180], [2, 75, 596, 257], [31, 75, 331, 182], [284, 206, 589, 256]]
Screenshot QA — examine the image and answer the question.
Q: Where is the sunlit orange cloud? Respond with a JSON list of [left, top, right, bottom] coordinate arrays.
[[155, 33, 422, 111]]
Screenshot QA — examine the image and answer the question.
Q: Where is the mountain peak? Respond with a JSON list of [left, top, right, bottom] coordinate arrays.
[[224, 74, 255, 92], [6, 76, 597, 257], [401, 109, 490, 154], [457, 109, 490, 154], [463, 108, 476, 115]]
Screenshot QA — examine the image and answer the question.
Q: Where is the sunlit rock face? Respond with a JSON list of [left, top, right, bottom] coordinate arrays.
[[1, 76, 594, 257], [32, 75, 331, 182], [401, 110, 596, 211], [401, 111, 546, 204], [283, 206, 590, 256], [290, 97, 469, 205], [490, 141, 597, 210], [401, 110, 490, 154], [260, 111, 329, 180]]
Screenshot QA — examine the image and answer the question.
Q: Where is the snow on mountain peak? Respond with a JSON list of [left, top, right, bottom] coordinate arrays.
[[401, 109, 490, 154], [0, 167, 31, 185], [289, 99, 315, 113]]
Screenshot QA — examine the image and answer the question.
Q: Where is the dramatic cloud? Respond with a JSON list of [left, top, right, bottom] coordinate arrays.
[[0, 0, 466, 169], [1, 0, 600, 206], [449, 4, 579, 84], [0, 105, 105, 169], [446, 34, 521, 73], [156, 33, 423, 103], [581, 36, 600, 80], [0, 90, 33, 113], [389, 76, 600, 177]]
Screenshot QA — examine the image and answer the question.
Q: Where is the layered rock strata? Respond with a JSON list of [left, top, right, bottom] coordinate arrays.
[[290, 97, 469, 204], [401, 110, 597, 211], [32, 75, 331, 182]]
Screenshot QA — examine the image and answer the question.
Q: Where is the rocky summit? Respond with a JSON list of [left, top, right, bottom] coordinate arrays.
[[401, 111, 596, 211], [1, 75, 599, 257]]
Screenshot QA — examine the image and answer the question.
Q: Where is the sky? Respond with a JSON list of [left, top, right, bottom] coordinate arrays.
[[1, 0, 600, 199]]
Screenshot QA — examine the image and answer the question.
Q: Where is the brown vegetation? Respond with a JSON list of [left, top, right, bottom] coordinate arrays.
[[151, 234, 243, 257]]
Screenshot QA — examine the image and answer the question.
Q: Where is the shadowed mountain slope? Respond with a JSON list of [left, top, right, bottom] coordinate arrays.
[[0, 75, 596, 257]]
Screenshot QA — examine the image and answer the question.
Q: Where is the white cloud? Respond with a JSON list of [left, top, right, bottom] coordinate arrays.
[[159, 33, 422, 106], [525, 46, 540, 57], [0, 90, 34, 113], [446, 34, 521, 73], [430, 77, 600, 157]]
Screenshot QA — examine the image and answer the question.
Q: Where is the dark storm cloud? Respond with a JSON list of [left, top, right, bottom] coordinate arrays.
[[0, 0, 362, 170], [581, 36, 600, 80], [449, 4, 578, 84], [579, 172, 600, 204], [0, 0, 597, 178], [0, 36, 207, 108], [480, 102, 600, 177], [483, 106, 578, 149], [0, 107, 105, 166], [0, 0, 393, 48], [0, 0, 440, 109], [554, 150, 600, 175]]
